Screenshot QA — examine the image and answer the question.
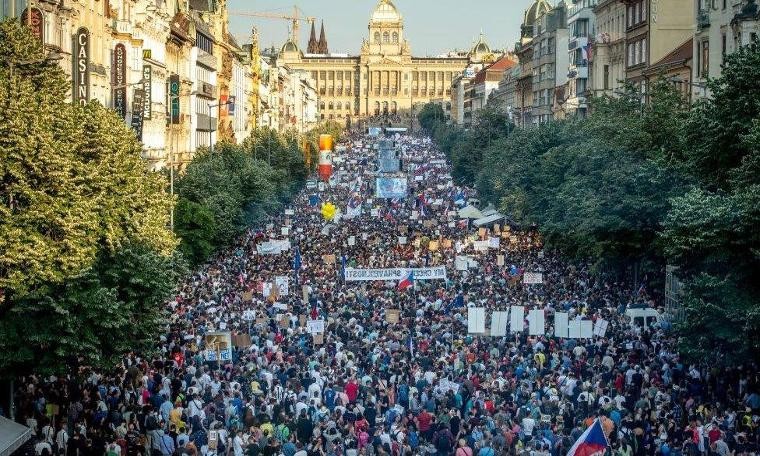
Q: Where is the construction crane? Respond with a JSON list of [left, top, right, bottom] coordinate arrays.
[[229, 6, 316, 46]]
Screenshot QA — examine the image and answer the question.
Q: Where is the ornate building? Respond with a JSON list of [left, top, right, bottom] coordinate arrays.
[[276, 0, 490, 126]]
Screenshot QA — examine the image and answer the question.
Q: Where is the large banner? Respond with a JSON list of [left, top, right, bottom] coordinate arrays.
[[344, 267, 447, 282], [376, 177, 408, 199], [379, 158, 401, 173]]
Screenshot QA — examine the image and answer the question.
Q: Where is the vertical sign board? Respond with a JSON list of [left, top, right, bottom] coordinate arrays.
[[74, 27, 90, 105], [169, 74, 180, 124], [112, 44, 127, 119], [142, 65, 152, 119], [21, 8, 44, 42], [130, 89, 145, 141]]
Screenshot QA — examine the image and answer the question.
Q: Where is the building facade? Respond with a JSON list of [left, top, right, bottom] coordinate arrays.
[[531, 3, 568, 124], [693, 0, 760, 99], [592, 0, 627, 98], [565, 0, 597, 117], [277, 0, 488, 127]]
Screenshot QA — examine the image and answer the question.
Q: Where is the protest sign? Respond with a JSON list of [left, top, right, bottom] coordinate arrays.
[[490, 311, 509, 337], [386, 309, 400, 324], [488, 237, 500, 249], [343, 267, 447, 282], [510, 306, 525, 333], [467, 307, 486, 334], [275, 276, 289, 296], [398, 236, 407, 245], [528, 309, 545, 336], [204, 332, 232, 362], [593, 319, 609, 338], [307, 319, 325, 334], [523, 272, 544, 284], [555, 312, 569, 338]]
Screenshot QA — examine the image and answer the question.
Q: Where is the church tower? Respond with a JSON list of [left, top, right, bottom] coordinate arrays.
[[307, 21, 319, 54], [317, 21, 329, 54]]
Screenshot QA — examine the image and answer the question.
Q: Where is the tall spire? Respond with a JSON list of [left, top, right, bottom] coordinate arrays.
[[317, 21, 329, 54], [307, 21, 318, 53]]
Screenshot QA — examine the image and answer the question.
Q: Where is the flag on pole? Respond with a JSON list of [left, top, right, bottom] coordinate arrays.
[[407, 334, 415, 358], [567, 418, 609, 456], [398, 270, 415, 290]]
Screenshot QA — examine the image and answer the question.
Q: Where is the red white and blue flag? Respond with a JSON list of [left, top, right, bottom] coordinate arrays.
[[398, 270, 415, 290], [567, 418, 609, 456]]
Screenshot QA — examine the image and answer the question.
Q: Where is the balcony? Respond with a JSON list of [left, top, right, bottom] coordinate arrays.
[[697, 11, 711, 29], [569, 36, 589, 51], [567, 64, 589, 80]]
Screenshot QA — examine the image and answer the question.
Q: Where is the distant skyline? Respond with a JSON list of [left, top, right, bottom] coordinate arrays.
[[227, 0, 539, 56]]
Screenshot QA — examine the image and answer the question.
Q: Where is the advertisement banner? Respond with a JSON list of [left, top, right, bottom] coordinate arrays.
[[344, 267, 447, 282], [375, 177, 408, 199], [142, 64, 152, 119], [113, 44, 127, 119], [74, 27, 90, 105], [130, 88, 145, 141]]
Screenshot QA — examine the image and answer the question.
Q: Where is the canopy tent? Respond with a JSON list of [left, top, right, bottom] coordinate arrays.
[[458, 205, 483, 220], [0, 417, 32, 456], [473, 212, 506, 227]]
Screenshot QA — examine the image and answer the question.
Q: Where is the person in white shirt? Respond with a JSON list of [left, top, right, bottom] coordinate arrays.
[[522, 416, 536, 438], [34, 440, 52, 456]]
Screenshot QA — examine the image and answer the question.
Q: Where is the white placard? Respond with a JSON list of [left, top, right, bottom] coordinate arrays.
[[362, 233, 368, 240], [348, 236, 356, 246], [275, 276, 289, 296], [281, 227, 289, 236], [343, 267, 447, 282], [262, 282, 273, 297], [257, 240, 290, 255], [307, 319, 325, 334], [473, 240, 489, 252], [455, 256, 469, 271], [510, 305, 525, 333], [593, 319, 609, 337], [555, 312, 569, 338], [468, 307, 486, 334], [537, 251, 545, 259], [523, 272, 544, 284], [490, 311, 509, 337], [399, 236, 407, 245], [284, 209, 295, 216], [371, 209, 380, 217], [581, 320, 593, 339], [528, 309, 545, 336], [568, 320, 582, 339], [488, 237, 500, 249]]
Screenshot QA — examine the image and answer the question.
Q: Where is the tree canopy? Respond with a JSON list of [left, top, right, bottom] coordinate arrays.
[[427, 43, 760, 363]]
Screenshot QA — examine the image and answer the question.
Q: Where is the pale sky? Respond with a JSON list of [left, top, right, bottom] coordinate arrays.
[[227, 0, 540, 56]]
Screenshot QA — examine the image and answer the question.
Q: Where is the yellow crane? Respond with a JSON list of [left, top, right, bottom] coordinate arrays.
[[229, 6, 316, 46]]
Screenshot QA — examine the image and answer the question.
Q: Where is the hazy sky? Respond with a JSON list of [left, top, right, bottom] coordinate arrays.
[[227, 0, 539, 56]]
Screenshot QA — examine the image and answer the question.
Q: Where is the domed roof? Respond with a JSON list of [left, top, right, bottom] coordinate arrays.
[[523, 0, 552, 27], [371, 0, 401, 23], [280, 39, 299, 54], [470, 34, 491, 56]]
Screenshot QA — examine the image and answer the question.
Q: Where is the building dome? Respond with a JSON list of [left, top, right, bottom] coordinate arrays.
[[281, 39, 300, 54], [472, 37, 490, 55], [523, 0, 551, 27], [371, 0, 401, 23]]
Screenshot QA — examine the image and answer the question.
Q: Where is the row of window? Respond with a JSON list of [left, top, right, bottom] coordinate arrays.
[[320, 101, 353, 111], [373, 31, 399, 44], [626, 37, 647, 68], [626, 0, 647, 29], [196, 32, 213, 55]]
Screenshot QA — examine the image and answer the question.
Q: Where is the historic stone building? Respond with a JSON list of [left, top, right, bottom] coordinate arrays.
[[276, 0, 492, 126]]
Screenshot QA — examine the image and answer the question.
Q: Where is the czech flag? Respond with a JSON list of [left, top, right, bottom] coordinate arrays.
[[567, 418, 609, 456], [398, 270, 415, 290]]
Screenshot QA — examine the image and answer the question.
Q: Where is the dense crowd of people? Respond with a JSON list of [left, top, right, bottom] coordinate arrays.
[[11, 132, 760, 456]]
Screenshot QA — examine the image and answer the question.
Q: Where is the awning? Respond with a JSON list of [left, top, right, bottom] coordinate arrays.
[[458, 205, 483, 219], [0, 417, 32, 456], [473, 213, 505, 227]]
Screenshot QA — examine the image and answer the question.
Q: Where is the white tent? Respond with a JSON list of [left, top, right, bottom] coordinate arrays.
[[0, 417, 32, 456], [473, 212, 505, 227], [457, 205, 483, 220]]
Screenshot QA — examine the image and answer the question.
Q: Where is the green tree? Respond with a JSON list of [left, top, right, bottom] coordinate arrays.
[[0, 243, 186, 375], [0, 20, 178, 374], [417, 102, 445, 132]]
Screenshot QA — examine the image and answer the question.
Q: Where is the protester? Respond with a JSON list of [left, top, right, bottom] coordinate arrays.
[[11, 131, 760, 456]]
